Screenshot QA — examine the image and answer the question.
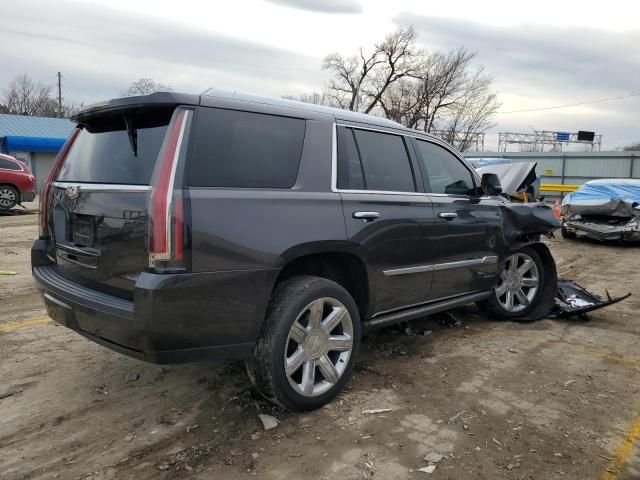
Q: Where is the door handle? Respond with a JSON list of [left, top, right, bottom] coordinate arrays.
[[353, 211, 380, 222], [438, 212, 458, 220]]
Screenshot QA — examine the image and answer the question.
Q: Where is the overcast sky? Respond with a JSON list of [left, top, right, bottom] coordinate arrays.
[[1, 0, 638, 149]]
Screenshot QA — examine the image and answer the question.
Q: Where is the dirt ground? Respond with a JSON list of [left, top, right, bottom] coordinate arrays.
[[1, 205, 639, 480]]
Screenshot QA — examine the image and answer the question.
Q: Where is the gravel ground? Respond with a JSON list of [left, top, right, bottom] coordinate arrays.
[[1, 205, 638, 480]]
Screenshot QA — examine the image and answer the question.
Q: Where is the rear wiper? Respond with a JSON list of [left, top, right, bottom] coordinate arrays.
[[124, 114, 138, 157]]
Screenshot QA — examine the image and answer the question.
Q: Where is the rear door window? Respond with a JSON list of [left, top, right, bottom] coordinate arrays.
[[189, 108, 306, 188], [351, 129, 415, 192], [56, 108, 173, 185], [414, 140, 476, 195], [0, 158, 21, 170]]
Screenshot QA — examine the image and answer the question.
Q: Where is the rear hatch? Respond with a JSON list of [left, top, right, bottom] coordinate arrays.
[[44, 97, 195, 298]]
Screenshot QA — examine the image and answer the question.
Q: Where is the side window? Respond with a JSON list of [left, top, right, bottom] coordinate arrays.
[[351, 129, 415, 192], [0, 158, 21, 171], [337, 127, 364, 190], [189, 108, 305, 188], [415, 140, 476, 195]]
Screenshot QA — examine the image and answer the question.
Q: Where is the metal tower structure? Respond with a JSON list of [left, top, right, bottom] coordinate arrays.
[[498, 130, 602, 152]]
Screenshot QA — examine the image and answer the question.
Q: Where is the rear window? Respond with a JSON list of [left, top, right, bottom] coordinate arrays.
[[189, 107, 305, 188], [56, 108, 172, 185], [0, 158, 21, 171]]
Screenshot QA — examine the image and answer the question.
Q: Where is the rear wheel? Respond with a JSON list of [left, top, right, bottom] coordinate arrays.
[[246, 276, 361, 411], [482, 247, 545, 319], [0, 185, 18, 210]]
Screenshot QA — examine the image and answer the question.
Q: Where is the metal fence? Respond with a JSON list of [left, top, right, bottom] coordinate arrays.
[[465, 151, 640, 197]]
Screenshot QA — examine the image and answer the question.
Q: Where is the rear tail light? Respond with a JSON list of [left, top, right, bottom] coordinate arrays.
[[39, 128, 80, 238], [148, 108, 191, 268]]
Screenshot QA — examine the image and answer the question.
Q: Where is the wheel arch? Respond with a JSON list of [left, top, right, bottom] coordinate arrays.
[[273, 243, 371, 321]]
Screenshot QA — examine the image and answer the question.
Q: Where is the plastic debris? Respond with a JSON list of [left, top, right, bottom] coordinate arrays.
[[362, 408, 393, 414], [258, 414, 279, 431], [418, 465, 436, 474], [424, 452, 444, 463]]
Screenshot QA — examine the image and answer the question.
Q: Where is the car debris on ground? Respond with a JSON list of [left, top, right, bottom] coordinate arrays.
[[549, 280, 631, 319], [257, 414, 279, 431], [561, 178, 640, 242]]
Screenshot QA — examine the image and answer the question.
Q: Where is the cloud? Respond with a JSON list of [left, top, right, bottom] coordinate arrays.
[[395, 13, 640, 99], [262, 0, 362, 14], [0, 0, 324, 104], [394, 13, 640, 148]]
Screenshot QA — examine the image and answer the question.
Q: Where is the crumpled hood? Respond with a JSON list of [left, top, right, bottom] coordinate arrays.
[[476, 162, 538, 196]]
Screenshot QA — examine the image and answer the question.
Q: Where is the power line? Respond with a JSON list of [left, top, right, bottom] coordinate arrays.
[[499, 92, 640, 114]]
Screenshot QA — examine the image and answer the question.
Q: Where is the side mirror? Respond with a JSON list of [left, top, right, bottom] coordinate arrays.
[[481, 173, 502, 196]]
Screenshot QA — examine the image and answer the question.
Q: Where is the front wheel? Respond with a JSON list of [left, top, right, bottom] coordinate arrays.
[[246, 276, 361, 411], [482, 247, 546, 319]]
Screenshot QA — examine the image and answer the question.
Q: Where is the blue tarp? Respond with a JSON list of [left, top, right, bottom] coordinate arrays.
[[563, 179, 640, 205], [3, 135, 66, 153], [562, 179, 640, 217]]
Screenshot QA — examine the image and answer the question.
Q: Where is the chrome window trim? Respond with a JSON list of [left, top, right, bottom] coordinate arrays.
[[331, 122, 481, 196], [52, 182, 151, 193], [383, 256, 498, 277]]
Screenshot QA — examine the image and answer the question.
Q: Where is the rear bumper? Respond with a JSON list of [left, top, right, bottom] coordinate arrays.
[[564, 219, 640, 242], [21, 191, 35, 202], [32, 240, 276, 364]]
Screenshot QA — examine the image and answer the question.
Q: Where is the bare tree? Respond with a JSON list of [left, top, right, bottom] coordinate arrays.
[[120, 78, 172, 97], [294, 33, 500, 152], [378, 48, 500, 151], [323, 27, 420, 113], [3, 74, 58, 116]]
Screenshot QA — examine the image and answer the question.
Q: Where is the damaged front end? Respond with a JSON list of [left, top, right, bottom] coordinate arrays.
[[562, 179, 640, 242], [496, 201, 630, 319]]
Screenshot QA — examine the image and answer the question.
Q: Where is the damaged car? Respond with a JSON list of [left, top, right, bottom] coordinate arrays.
[[33, 90, 598, 410], [561, 178, 640, 242], [468, 158, 540, 202]]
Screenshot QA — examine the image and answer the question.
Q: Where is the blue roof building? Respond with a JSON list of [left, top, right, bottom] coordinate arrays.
[[0, 114, 75, 192]]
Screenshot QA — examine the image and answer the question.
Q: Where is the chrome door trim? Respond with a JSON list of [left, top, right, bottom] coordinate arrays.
[[52, 182, 151, 193], [383, 256, 498, 276]]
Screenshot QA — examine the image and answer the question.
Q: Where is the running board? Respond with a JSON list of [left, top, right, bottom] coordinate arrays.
[[362, 291, 492, 332]]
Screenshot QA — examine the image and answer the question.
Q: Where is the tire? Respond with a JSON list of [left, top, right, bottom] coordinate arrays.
[[246, 275, 361, 411], [0, 185, 18, 210], [482, 246, 546, 320]]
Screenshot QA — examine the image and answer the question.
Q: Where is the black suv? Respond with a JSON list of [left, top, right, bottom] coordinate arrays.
[[32, 90, 559, 410]]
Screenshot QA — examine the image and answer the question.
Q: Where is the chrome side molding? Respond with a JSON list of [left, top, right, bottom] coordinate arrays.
[[52, 182, 151, 193], [383, 256, 498, 276]]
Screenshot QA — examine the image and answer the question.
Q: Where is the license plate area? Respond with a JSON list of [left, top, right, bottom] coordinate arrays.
[[71, 214, 96, 247]]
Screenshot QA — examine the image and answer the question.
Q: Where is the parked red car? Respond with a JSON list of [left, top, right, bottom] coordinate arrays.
[[0, 153, 36, 210]]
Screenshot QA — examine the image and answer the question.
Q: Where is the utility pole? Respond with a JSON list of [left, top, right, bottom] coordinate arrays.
[[57, 72, 62, 118]]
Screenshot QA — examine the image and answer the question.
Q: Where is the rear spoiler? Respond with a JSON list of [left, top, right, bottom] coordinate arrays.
[[72, 92, 201, 123]]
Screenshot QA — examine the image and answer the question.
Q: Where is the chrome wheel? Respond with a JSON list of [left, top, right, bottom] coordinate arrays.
[[495, 252, 539, 313], [0, 187, 17, 209], [284, 297, 354, 397]]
